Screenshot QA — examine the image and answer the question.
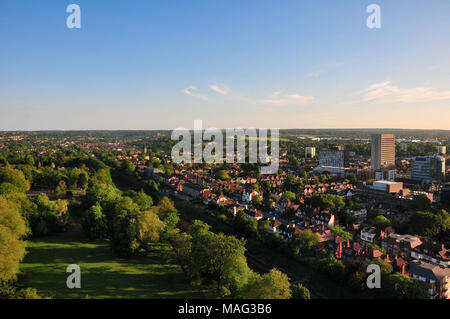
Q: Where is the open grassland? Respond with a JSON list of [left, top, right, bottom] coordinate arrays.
[[19, 232, 208, 299]]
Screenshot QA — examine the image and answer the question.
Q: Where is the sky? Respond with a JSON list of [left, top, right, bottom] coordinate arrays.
[[1, 0, 450, 130]]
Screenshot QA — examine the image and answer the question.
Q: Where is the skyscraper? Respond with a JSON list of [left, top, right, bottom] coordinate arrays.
[[412, 156, 445, 182], [371, 134, 396, 170]]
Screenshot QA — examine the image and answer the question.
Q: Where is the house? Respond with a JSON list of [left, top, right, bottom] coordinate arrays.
[[360, 227, 377, 244], [267, 218, 283, 234], [346, 208, 367, 221], [178, 182, 203, 199], [411, 242, 449, 268], [408, 261, 450, 299], [245, 209, 264, 221], [277, 223, 302, 239], [242, 189, 261, 203], [382, 233, 422, 259]]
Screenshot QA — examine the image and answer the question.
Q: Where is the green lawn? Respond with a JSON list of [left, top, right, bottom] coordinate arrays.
[[19, 232, 209, 299]]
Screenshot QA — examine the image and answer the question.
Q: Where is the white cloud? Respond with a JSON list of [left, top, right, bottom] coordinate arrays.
[[362, 81, 450, 103], [209, 84, 231, 95], [263, 90, 315, 106], [182, 86, 208, 100]]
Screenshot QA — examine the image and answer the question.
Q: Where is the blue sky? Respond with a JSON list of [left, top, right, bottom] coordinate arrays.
[[1, 0, 450, 130]]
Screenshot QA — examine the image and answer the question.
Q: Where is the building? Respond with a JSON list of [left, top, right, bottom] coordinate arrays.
[[408, 261, 450, 299], [411, 242, 449, 268], [319, 148, 349, 168], [441, 184, 450, 204], [371, 180, 403, 194], [401, 143, 408, 152], [382, 233, 422, 258], [305, 147, 316, 159], [438, 146, 447, 155], [371, 133, 396, 170], [412, 156, 445, 182], [375, 168, 395, 182]]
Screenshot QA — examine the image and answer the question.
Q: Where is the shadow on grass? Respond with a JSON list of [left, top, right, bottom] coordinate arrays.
[[19, 232, 209, 299]]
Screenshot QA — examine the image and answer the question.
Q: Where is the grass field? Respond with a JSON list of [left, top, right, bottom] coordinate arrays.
[[19, 232, 209, 299]]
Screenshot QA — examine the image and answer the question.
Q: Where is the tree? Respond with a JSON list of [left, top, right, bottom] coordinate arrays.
[[370, 258, 392, 275], [109, 197, 143, 256], [408, 210, 449, 239], [34, 194, 69, 234], [409, 194, 431, 211], [0, 197, 28, 282], [281, 191, 296, 201], [291, 229, 319, 256], [81, 203, 108, 239], [292, 283, 310, 299], [0, 183, 21, 195], [216, 169, 230, 180], [121, 159, 135, 176], [125, 189, 153, 211], [369, 215, 391, 230], [383, 273, 429, 299], [328, 225, 352, 241], [188, 220, 253, 298], [0, 167, 30, 193], [3, 193, 37, 238], [136, 209, 165, 250], [243, 269, 292, 299], [310, 194, 345, 213], [85, 182, 121, 209], [55, 180, 67, 198], [77, 171, 89, 189]]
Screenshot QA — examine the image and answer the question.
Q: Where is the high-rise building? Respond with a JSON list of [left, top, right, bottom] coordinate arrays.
[[305, 147, 316, 159], [319, 148, 349, 168], [412, 156, 446, 182], [438, 146, 446, 155], [371, 134, 396, 170]]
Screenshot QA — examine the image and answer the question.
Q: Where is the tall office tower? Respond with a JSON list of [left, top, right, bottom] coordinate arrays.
[[412, 156, 445, 182], [438, 146, 446, 155], [305, 147, 316, 159], [371, 134, 396, 170]]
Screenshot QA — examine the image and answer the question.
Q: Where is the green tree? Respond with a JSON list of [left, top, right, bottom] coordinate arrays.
[[292, 283, 310, 299], [81, 203, 108, 240], [121, 160, 135, 176], [216, 169, 230, 180], [383, 273, 429, 299], [281, 191, 296, 201], [408, 210, 449, 239], [291, 229, 320, 256], [0, 167, 30, 193], [136, 209, 165, 250], [0, 197, 28, 282], [242, 269, 292, 299], [369, 215, 391, 230], [55, 180, 67, 198]]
